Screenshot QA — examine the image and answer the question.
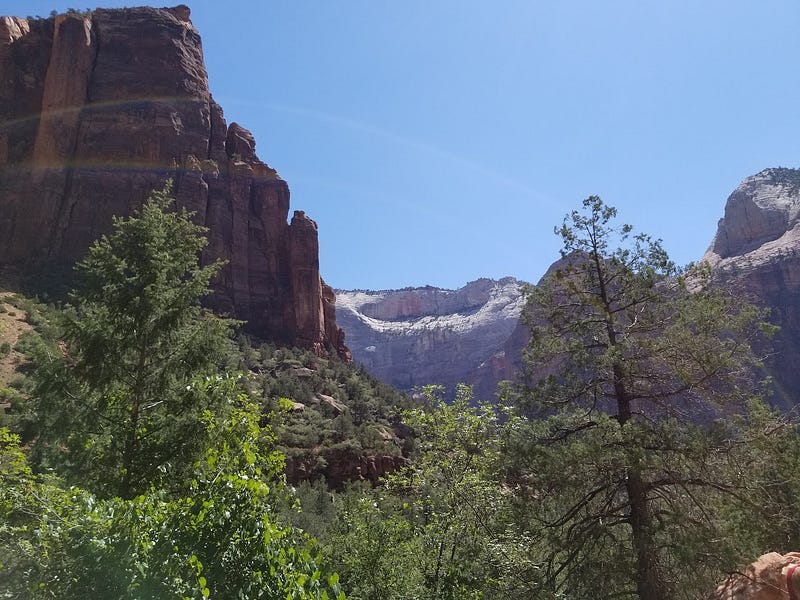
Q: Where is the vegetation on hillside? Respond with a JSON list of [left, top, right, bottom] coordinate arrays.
[[0, 185, 345, 598], [237, 341, 412, 486], [3, 188, 800, 599]]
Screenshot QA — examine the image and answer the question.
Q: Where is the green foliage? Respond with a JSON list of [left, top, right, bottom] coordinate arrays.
[[325, 489, 426, 600], [2, 335, 57, 440], [0, 391, 345, 599], [283, 478, 341, 541], [0, 426, 88, 596], [386, 385, 512, 599], [65, 8, 93, 17], [714, 399, 800, 556], [27, 182, 237, 498], [320, 385, 522, 599]]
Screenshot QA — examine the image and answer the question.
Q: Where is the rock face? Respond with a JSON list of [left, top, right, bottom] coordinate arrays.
[[0, 6, 347, 358], [284, 449, 407, 490], [702, 168, 800, 405], [336, 278, 525, 399]]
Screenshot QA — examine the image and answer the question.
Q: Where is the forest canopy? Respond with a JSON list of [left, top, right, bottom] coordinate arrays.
[[2, 190, 799, 599]]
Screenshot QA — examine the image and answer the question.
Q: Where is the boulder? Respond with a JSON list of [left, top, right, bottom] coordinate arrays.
[[316, 393, 347, 414]]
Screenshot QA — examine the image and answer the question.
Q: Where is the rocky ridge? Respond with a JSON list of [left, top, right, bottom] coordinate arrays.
[[0, 6, 347, 358], [702, 168, 800, 403], [336, 277, 525, 399], [704, 168, 800, 265], [336, 169, 800, 404]]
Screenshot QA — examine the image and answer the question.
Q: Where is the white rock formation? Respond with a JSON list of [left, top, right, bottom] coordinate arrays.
[[335, 277, 526, 398], [702, 168, 800, 405], [704, 168, 800, 272]]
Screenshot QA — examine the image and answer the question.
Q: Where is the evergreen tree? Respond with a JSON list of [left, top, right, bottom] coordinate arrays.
[[30, 182, 235, 499], [504, 196, 773, 599]]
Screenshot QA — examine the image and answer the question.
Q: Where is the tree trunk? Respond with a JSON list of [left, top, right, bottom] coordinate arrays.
[[627, 468, 666, 600], [613, 351, 665, 598], [118, 400, 138, 499], [596, 240, 667, 600], [119, 343, 148, 499], [618, 378, 666, 599]]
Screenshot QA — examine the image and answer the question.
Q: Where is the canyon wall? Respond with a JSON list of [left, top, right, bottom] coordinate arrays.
[[336, 278, 525, 400], [337, 169, 800, 404], [0, 6, 348, 358], [702, 168, 800, 406]]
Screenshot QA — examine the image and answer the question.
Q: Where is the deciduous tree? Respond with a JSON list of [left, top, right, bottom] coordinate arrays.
[[0, 383, 345, 600]]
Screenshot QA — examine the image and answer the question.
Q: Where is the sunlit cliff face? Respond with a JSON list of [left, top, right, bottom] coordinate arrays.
[[336, 277, 525, 398], [0, 7, 347, 357]]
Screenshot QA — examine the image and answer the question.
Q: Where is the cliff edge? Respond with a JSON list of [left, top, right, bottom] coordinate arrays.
[[0, 6, 348, 358], [703, 168, 800, 403]]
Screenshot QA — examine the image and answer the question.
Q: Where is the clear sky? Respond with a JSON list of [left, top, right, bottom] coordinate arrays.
[[7, 1, 800, 290]]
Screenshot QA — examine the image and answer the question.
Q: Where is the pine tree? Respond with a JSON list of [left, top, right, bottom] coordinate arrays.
[[504, 196, 772, 599], [30, 182, 235, 499]]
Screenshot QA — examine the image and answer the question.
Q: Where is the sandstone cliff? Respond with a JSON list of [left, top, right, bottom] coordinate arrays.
[[0, 6, 348, 358], [337, 167, 800, 404], [336, 278, 525, 399], [702, 168, 800, 405]]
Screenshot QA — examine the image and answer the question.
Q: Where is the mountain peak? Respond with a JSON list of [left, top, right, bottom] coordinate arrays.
[[704, 167, 800, 265]]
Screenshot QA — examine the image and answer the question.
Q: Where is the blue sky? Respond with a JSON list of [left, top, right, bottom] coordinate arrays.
[[8, 1, 800, 290]]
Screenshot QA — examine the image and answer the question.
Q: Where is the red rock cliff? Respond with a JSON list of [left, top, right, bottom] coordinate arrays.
[[0, 6, 348, 358]]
